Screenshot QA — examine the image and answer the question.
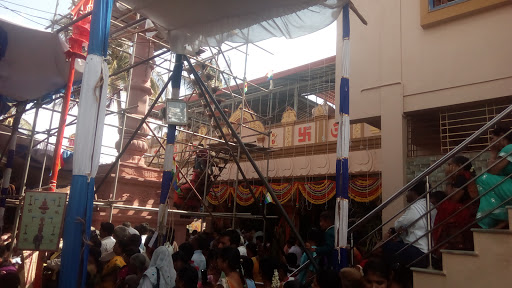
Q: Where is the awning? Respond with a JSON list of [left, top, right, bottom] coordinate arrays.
[[0, 19, 83, 104], [121, 0, 350, 53]]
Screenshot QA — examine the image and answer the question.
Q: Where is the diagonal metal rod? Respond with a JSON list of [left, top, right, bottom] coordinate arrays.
[[184, 55, 319, 271], [184, 59, 265, 222], [110, 49, 171, 77]]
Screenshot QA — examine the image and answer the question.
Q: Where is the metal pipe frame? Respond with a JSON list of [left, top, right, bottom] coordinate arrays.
[[184, 55, 319, 271]]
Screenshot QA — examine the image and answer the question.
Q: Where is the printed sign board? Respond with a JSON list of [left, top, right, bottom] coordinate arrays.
[[17, 191, 67, 251]]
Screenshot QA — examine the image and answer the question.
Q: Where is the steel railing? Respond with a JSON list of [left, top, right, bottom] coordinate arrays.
[[349, 102, 512, 268]]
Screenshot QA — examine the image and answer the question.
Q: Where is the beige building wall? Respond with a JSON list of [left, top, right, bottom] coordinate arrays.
[[336, 1, 512, 222]]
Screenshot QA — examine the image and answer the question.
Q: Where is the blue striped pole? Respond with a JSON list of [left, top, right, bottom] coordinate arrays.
[[335, 4, 350, 269], [58, 0, 113, 287], [158, 54, 183, 236]]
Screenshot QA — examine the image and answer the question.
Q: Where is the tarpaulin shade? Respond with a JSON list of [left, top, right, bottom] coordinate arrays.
[[0, 19, 83, 102], [121, 0, 348, 53]]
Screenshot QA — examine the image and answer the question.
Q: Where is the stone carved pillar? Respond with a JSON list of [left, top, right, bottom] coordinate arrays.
[[313, 103, 329, 143], [281, 107, 297, 147], [117, 24, 154, 165]]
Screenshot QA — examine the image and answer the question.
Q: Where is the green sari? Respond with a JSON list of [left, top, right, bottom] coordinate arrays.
[[476, 144, 512, 228]]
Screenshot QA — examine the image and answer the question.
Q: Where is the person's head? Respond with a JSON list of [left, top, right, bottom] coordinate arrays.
[[192, 233, 209, 252], [127, 234, 142, 249], [134, 223, 149, 236], [176, 264, 199, 288], [100, 222, 114, 238], [430, 191, 447, 206], [285, 253, 297, 268], [246, 242, 258, 258], [307, 228, 322, 246], [340, 267, 364, 288], [130, 253, 148, 276], [313, 269, 341, 288], [172, 251, 188, 272], [87, 246, 102, 276], [113, 238, 127, 256], [0, 270, 20, 288], [255, 235, 264, 245], [218, 229, 241, 248], [446, 155, 473, 176], [122, 246, 140, 264], [113, 225, 131, 241], [491, 125, 512, 150], [240, 256, 254, 280], [217, 246, 241, 273], [179, 241, 194, 263], [259, 257, 278, 284], [286, 237, 296, 248], [319, 210, 334, 230], [122, 222, 132, 228], [363, 257, 393, 288], [406, 180, 426, 203]]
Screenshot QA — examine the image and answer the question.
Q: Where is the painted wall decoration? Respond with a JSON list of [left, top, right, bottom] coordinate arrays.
[[207, 178, 382, 205], [18, 191, 67, 251]]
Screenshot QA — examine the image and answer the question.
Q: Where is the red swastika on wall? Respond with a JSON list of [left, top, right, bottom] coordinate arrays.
[[298, 126, 311, 143], [331, 122, 339, 138]]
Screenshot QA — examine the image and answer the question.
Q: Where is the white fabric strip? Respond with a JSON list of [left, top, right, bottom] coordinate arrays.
[[163, 144, 174, 171], [73, 55, 108, 177], [341, 114, 350, 158], [341, 39, 350, 78], [335, 198, 349, 247], [171, 87, 180, 99], [2, 169, 11, 189]]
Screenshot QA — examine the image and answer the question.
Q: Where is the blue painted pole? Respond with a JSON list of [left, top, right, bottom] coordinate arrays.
[[58, 0, 113, 287], [335, 4, 350, 269], [157, 54, 183, 236]]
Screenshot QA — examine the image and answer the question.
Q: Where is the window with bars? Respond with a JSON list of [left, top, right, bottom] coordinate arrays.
[[440, 104, 512, 154], [430, 0, 467, 10]]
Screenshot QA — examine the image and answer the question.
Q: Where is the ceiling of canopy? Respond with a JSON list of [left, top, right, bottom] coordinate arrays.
[[0, 19, 83, 103], [120, 0, 349, 54]]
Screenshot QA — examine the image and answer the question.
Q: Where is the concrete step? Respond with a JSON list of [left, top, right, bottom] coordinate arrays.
[[411, 268, 446, 288]]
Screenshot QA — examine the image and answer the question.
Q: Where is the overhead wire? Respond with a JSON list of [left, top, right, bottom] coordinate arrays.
[[0, 3, 49, 27], [0, 0, 59, 15]]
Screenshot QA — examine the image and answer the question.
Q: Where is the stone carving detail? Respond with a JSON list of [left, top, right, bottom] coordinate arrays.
[[281, 107, 297, 124], [312, 102, 328, 117]]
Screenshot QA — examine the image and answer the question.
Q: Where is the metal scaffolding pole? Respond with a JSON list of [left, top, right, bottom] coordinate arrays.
[[109, 14, 139, 221]]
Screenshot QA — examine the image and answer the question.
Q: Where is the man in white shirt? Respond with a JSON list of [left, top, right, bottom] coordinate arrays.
[[382, 180, 436, 268], [191, 234, 208, 282], [99, 222, 115, 257]]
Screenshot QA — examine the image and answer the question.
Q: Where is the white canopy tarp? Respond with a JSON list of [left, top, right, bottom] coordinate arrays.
[[0, 19, 83, 102], [121, 0, 349, 53]]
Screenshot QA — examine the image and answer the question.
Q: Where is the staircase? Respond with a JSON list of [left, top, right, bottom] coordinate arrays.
[[412, 206, 512, 287]]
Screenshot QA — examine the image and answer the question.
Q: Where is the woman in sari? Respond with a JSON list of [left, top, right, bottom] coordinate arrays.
[[138, 246, 176, 288], [476, 125, 512, 229], [433, 156, 478, 252]]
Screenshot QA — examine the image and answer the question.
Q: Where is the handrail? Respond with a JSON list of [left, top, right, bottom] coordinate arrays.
[[357, 129, 512, 245], [407, 172, 512, 267], [376, 147, 512, 258], [348, 103, 512, 234]]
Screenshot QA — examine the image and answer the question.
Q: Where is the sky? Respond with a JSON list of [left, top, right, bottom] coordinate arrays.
[[0, 0, 337, 163]]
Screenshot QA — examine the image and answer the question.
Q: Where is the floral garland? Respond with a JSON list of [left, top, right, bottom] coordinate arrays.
[[298, 180, 336, 204], [348, 177, 382, 202], [205, 178, 380, 205], [236, 185, 264, 206], [207, 185, 232, 205], [268, 182, 297, 204]]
